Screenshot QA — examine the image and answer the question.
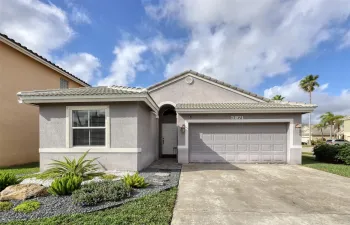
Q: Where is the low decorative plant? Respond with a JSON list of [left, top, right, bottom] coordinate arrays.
[[100, 174, 117, 180], [48, 175, 83, 196], [72, 181, 131, 207], [13, 200, 40, 213], [43, 151, 103, 179], [0, 172, 21, 191], [122, 173, 149, 188], [0, 201, 13, 211]]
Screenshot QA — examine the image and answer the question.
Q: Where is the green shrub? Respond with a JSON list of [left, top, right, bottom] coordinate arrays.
[[0, 173, 21, 191], [313, 144, 340, 163], [0, 201, 13, 211], [122, 173, 149, 188], [13, 200, 40, 213], [336, 144, 350, 165], [100, 174, 117, 180], [48, 175, 83, 196], [43, 151, 103, 179], [72, 181, 131, 207]]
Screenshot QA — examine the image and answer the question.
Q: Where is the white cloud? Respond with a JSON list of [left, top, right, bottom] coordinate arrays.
[[339, 30, 350, 49], [0, 0, 74, 58], [70, 7, 91, 24], [65, 0, 91, 24], [98, 40, 148, 86], [149, 35, 183, 54], [56, 53, 101, 83], [145, 0, 350, 88], [264, 80, 350, 123]]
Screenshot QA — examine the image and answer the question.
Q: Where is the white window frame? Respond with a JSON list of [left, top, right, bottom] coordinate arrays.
[[66, 106, 110, 148]]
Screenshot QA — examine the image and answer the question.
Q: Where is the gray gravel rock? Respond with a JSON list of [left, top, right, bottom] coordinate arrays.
[[0, 168, 181, 223]]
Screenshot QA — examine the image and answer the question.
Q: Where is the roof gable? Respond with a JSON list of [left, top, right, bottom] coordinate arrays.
[[0, 33, 90, 87], [148, 70, 270, 102]]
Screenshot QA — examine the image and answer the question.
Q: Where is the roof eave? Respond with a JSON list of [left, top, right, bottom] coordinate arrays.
[[176, 108, 316, 114], [18, 94, 159, 112]]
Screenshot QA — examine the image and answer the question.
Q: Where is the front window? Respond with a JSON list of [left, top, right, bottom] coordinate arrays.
[[72, 109, 106, 146]]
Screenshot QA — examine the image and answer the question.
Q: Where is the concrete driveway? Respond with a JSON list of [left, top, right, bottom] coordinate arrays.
[[171, 164, 350, 225]]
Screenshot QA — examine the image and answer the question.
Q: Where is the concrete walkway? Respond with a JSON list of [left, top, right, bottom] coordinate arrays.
[[171, 164, 350, 225]]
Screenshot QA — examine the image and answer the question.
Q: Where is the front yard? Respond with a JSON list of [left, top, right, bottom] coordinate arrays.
[[0, 156, 180, 224], [3, 187, 178, 225], [0, 163, 39, 176], [302, 152, 350, 177]]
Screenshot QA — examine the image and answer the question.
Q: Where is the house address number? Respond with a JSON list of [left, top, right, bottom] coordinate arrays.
[[231, 116, 244, 119]]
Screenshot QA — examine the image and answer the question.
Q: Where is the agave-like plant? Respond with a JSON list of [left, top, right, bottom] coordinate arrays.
[[43, 151, 103, 179]]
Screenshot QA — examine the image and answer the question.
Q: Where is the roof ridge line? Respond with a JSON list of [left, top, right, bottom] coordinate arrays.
[[147, 70, 271, 102]]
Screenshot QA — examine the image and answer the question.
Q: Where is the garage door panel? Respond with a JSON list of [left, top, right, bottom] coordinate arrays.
[[189, 123, 287, 163]]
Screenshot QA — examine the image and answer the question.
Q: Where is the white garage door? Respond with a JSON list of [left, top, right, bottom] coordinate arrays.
[[189, 123, 287, 163]]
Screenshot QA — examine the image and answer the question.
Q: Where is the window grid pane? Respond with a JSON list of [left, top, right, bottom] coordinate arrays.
[[72, 109, 106, 146]]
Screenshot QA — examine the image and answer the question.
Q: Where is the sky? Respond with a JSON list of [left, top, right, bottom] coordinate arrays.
[[1, 0, 350, 123]]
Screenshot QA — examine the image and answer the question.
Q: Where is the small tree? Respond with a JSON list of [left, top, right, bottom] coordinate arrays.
[[313, 123, 326, 140], [299, 75, 319, 144], [272, 95, 285, 101]]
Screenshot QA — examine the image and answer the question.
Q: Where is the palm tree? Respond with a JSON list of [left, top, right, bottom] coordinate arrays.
[[320, 112, 344, 139], [313, 123, 327, 140], [272, 95, 285, 101], [299, 74, 319, 145]]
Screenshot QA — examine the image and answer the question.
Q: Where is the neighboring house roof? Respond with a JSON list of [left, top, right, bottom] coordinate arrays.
[[0, 33, 90, 87], [148, 70, 271, 102], [176, 102, 316, 113], [302, 125, 332, 136], [342, 116, 350, 120]]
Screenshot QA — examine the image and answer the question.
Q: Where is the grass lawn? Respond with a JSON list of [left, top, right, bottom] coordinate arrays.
[[0, 162, 39, 176], [302, 145, 313, 148], [302, 153, 350, 178], [3, 188, 178, 225]]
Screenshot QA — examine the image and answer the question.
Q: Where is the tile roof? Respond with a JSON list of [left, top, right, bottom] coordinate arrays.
[[0, 33, 90, 87], [148, 70, 271, 102], [18, 86, 147, 97], [176, 102, 316, 109]]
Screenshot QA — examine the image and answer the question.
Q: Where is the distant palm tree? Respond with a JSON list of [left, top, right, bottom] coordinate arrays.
[[272, 95, 285, 101], [320, 112, 344, 139], [313, 123, 327, 140], [299, 75, 319, 145]]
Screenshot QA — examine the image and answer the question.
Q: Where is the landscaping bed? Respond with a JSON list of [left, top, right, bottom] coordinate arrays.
[[3, 188, 178, 225], [0, 168, 180, 223]]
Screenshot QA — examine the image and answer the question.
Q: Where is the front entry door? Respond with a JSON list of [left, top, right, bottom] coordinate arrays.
[[162, 123, 177, 156]]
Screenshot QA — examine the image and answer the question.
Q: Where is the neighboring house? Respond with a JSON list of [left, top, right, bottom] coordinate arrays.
[[344, 116, 350, 141], [0, 33, 89, 167], [301, 125, 332, 142], [17, 70, 316, 171]]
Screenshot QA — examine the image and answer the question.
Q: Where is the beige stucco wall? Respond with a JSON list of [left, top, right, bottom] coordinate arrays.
[[344, 120, 350, 141], [0, 42, 83, 167]]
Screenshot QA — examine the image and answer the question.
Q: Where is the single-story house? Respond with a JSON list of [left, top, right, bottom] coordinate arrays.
[[301, 125, 332, 142], [17, 70, 316, 171]]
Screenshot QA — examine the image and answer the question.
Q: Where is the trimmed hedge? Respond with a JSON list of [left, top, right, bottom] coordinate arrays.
[[313, 143, 350, 164], [336, 144, 350, 165]]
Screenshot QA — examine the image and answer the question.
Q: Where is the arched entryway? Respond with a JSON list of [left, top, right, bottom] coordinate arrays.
[[159, 104, 177, 158]]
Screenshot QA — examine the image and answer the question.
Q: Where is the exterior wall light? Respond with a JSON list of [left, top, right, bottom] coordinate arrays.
[[180, 124, 186, 133]]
